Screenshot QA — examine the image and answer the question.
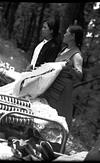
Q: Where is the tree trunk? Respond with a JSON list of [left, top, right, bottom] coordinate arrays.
[[35, 3, 47, 46], [2, 2, 11, 24], [22, 10, 36, 52], [6, 2, 20, 39], [60, 3, 86, 36], [26, 3, 46, 62]]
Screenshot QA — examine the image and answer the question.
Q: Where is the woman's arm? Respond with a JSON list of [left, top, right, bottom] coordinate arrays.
[[72, 53, 83, 74]]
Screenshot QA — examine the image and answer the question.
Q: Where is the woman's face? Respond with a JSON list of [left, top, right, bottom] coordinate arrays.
[[41, 22, 52, 39], [63, 28, 74, 44]]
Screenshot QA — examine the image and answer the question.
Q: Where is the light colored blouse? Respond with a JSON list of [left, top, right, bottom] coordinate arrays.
[[31, 39, 48, 69], [72, 52, 83, 73]]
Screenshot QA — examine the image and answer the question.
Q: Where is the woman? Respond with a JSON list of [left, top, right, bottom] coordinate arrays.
[[56, 24, 83, 74], [12, 23, 83, 153], [43, 24, 83, 130], [27, 17, 62, 71]]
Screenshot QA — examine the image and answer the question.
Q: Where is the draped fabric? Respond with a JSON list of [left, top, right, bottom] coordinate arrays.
[[42, 66, 73, 129], [42, 47, 82, 129], [12, 62, 66, 99]]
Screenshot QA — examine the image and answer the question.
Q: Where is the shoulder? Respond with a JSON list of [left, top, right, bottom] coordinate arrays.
[[74, 52, 82, 58], [71, 47, 82, 58], [45, 39, 57, 48], [73, 52, 83, 62]]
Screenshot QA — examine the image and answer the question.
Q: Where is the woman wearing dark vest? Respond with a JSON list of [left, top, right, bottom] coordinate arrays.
[[43, 23, 83, 130], [26, 17, 62, 71]]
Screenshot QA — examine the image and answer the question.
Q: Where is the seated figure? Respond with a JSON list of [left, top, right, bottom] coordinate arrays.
[[41, 23, 83, 130], [0, 23, 83, 131]]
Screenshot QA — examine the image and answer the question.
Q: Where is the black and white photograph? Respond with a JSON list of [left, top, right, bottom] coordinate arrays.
[[0, 2, 100, 161]]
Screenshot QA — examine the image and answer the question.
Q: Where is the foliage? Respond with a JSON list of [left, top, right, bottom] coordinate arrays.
[[83, 2, 100, 68], [13, 3, 37, 49], [0, 3, 85, 54], [0, 2, 100, 152]]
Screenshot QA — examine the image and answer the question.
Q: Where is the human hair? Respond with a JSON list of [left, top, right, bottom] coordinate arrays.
[[45, 17, 60, 38], [68, 24, 83, 50], [43, 16, 62, 51]]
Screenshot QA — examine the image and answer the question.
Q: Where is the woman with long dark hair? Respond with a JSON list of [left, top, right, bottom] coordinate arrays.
[[43, 23, 84, 130], [26, 16, 62, 71]]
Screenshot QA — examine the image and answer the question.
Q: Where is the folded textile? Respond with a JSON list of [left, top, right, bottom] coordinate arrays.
[[13, 62, 66, 99]]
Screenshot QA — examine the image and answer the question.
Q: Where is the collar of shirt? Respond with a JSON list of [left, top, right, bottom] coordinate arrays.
[[31, 39, 48, 69]]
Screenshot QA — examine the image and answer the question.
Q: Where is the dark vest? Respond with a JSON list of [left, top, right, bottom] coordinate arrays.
[[35, 39, 60, 67], [42, 47, 81, 128]]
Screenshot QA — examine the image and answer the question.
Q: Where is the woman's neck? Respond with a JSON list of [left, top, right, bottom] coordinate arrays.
[[61, 43, 68, 49], [67, 41, 77, 49], [45, 35, 53, 41]]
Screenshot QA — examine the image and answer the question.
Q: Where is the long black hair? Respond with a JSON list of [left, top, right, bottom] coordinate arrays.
[[68, 24, 83, 50], [43, 15, 62, 51]]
